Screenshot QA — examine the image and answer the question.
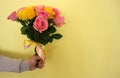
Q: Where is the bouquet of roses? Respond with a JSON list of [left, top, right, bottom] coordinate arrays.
[[7, 5, 64, 61]]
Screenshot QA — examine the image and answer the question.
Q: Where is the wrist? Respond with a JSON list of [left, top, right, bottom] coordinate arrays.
[[20, 60, 30, 72]]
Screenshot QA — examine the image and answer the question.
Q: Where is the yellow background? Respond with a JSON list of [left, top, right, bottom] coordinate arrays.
[[0, 0, 120, 78]]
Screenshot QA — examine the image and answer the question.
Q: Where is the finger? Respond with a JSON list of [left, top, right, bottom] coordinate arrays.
[[34, 55, 41, 60], [38, 61, 44, 67], [38, 63, 44, 69], [30, 66, 37, 70], [34, 55, 45, 61], [39, 60, 45, 65]]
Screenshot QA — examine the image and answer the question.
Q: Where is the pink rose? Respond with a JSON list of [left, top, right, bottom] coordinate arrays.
[[52, 8, 60, 17], [7, 11, 17, 21], [33, 15, 48, 33], [35, 5, 45, 15], [54, 15, 64, 27], [37, 10, 49, 19]]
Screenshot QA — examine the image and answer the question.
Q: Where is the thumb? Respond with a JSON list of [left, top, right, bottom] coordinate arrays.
[[34, 55, 41, 60]]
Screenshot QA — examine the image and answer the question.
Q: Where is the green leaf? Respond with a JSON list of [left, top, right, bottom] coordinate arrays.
[[34, 31, 40, 42], [20, 26, 28, 35], [26, 27, 34, 40], [38, 38, 48, 45], [52, 34, 62, 39], [17, 19, 27, 27], [48, 19, 54, 24], [48, 26, 56, 33], [28, 17, 35, 26], [49, 37, 53, 43]]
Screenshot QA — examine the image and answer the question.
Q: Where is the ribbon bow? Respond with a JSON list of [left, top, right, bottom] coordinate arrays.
[[24, 40, 45, 61]]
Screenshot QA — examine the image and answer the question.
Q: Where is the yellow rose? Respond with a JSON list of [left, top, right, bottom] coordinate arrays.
[[17, 6, 36, 21], [44, 6, 55, 19]]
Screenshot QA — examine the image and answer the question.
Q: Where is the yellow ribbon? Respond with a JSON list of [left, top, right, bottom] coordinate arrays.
[[24, 40, 38, 49], [24, 40, 45, 61]]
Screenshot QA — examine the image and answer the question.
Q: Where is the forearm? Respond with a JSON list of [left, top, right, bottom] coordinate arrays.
[[0, 55, 30, 73]]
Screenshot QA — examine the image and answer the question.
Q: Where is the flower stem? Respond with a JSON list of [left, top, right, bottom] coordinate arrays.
[[34, 47, 38, 55], [34, 47, 40, 67]]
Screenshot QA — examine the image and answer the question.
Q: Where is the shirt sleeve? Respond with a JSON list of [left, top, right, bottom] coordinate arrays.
[[0, 55, 30, 73]]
